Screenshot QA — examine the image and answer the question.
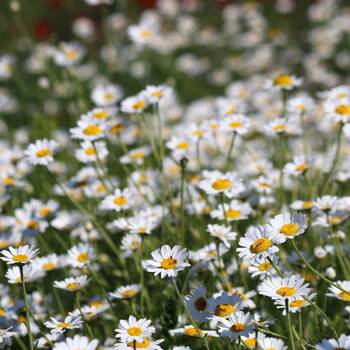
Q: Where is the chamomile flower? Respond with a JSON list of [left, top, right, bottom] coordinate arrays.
[[0, 54, 15, 80], [128, 24, 158, 46], [283, 156, 312, 176], [70, 117, 105, 141], [247, 255, 277, 279], [45, 314, 83, 334], [220, 114, 250, 135], [268, 212, 308, 242], [114, 338, 163, 350], [5, 264, 44, 284], [54, 275, 89, 292], [211, 200, 252, 222], [170, 325, 218, 338], [143, 85, 172, 104], [144, 245, 190, 278], [53, 335, 98, 350], [316, 334, 350, 350], [290, 199, 314, 211], [199, 170, 244, 198], [258, 336, 287, 350], [115, 315, 155, 343], [274, 291, 316, 314], [258, 275, 311, 301], [185, 286, 210, 323], [0, 245, 39, 265], [91, 84, 122, 107], [33, 254, 62, 272], [217, 311, 255, 340], [121, 94, 148, 114], [166, 136, 192, 160], [237, 226, 281, 262], [75, 141, 108, 164], [266, 74, 303, 90], [110, 284, 141, 300], [24, 139, 59, 166], [54, 42, 85, 67], [67, 243, 95, 268], [328, 281, 350, 301], [0, 328, 17, 348], [120, 147, 151, 166], [208, 291, 242, 319], [314, 196, 338, 212], [101, 188, 133, 212], [207, 224, 237, 248], [265, 118, 297, 136], [324, 99, 350, 124]]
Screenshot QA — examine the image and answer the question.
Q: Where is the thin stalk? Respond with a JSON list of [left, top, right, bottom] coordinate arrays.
[[224, 132, 236, 171], [179, 158, 187, 246], [285, 299, 296, 350], [19, 266, 34, 350], [75, 292, 94, 339]]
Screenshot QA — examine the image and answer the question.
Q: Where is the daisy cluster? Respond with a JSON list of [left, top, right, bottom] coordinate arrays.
[[0, 0, 350, 349]]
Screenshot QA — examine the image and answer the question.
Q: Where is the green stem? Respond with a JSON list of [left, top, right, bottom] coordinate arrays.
[[180, 158, 187, 246], [19, 266, 34, 350], [224, 132, 236, 171], [285, 299, 296, 350]]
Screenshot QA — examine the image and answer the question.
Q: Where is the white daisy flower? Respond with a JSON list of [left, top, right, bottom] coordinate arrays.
[[258, 336, 287, 350], [283, 156, 312, 176], [314, 195, 338, 212], [115, 315, 155, 343], [217, 311, 255, 340], [237, 226, 281, 263], [207, 291, 242, 319], [211, 200, 252, 222], [0, 328, 17, 348], [143, 245, 190, 278], [70, 116, 106, 141], [67, 243, 95, 268], [75, 141, 108, 164], [327, 281, 350, 302], [268, 212, 308, 242], [114, 338, 163, 350], [207, 224, 237, 248], [101, 188, 133, 212], [24, 139, 59, 166], [110, 284, 141, 300], [91, 84, 122, 107], [220, 114, 250, 135], [265, 74, 303, 90], [53, 334, 98, 350], [0, 245, 39, 265], [54, 275, 89, 292], [45, 314, 83, 334], [274, 290, 316, 315], [247, 255, 278, 279], [121, 94, 148, 114], [143, 84, 172, 104], [258, 275, 311, 301], [53, 42, 85, 67], [170, 325, 218, 338], [316, 334, 350, 350]]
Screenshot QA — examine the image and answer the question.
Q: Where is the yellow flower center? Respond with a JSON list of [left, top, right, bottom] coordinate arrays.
[[66, 282, 80, 291], [151, 90, 163, 97], [302, 201, 313, 209], [57, 322, 72, 328], [140, 30, 151, 38], [110, 124, 124, 133], [273, 74, 292, 86], [77, 252, 89, 263], [3, 177, 15, 185], [193, 130, 204, 137], [127, 327, 142, 336], [35, 148, 51, 157], [127, 339, 151, 348], [211, 178, 232, 191], [295, 163, 308, 172], [114, 196, 127, 206], [83, 124, 102, 136], [280, 223, 299, 236], [93, 110, 109, 119], [335, 104, 350, 115], [184, 327, 204, 337], [0, 240, 8, 249], [131, 151, 145, 160], [65, 49, 78, 60], [104, 92, 114, 100], [244, 338, 256, 348], [250, 238, 272, 254], [328, 216, 342, 225], [272, 124, 286, 132], [290, 299, 305, 308], [38, 207, 52, 216], [215, 303, 236, 317], [89, 300, 104, 308], [12, 254, 29, 263], [0, 308, 6, 317], [160, 257, 177, 270], [176, 142, 189, 150], [122, 290, 137, 298], [132, 100, 146, 110], [27, 220, 39, 229], [229, 121, 242, 128], [230, 322, 245, 333], [84, 147, 96, 156], [194, 297, 207, 311], [225, 209, 241, 219], [258, 261, 272, 271], [338, 291, 350, 301], [276, 287, 296, 297], [43, 262, 56, 271]]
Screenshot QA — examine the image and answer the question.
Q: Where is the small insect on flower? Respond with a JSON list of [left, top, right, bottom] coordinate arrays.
[[268, 212, 308, 242], [237, 225, 281, 263], [45, 314, 83, 334], [115, 315, 156, 343], [327, 281, 350, 302], [110, 284, 141, 300], [258, 275, 311, 301], [53, 334, 98, 350], [0, 245, 39, 265], [54, 275, 89, 292], [316, 334, 350, 350], [185, 286, 210, 323], [24, 139, 59, 166], [217, 311, 255, 340], [143, 245, 190, 278]]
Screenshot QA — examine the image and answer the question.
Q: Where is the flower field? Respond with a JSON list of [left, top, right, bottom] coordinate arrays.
[[1, 0, 350, 349]]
